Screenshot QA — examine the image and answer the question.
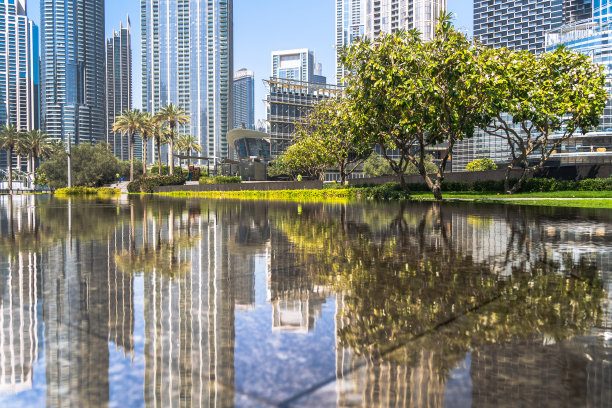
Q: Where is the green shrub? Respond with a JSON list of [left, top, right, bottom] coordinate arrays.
[[466, 158, 498, 172], [199, 175, 242, 185], [128, 174, 187, 193], [355, 183, 411, 200], [55, 187, 120, 196]]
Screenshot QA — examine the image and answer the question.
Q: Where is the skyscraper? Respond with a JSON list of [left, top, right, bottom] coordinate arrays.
[[141, 0, 233, 163], [106, 17, 136, 161], [365, 0, 446, 41], [0, 0, 39, 170], [40, 0, 106, 145], [473, 0, 563, 53], [232, 69, 255, 130], [336, 0, 365, 85], [271, 49, 326, 84]]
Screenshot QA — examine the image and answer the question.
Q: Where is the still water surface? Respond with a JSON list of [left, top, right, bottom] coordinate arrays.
[[0, 196, 610, 407]]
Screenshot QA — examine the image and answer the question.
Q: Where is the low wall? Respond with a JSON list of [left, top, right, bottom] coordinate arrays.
[[154, 180, 324, 193], [348, 164, 612, 186]]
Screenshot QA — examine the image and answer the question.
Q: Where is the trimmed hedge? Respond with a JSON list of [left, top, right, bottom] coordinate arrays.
[[199, 175, 242, 185], [128, 174, 187, 193], [353, 177, 612, 196], [55, 187, 121, 196]]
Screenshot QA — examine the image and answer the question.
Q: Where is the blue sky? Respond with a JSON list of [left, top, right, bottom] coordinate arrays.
[[27, 0, 473, 122]]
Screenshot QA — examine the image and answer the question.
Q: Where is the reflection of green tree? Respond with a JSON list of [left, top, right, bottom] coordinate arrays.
[[278, 204, 605, 378]]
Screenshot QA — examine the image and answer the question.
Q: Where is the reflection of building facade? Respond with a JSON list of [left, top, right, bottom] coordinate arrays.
[[0, 252, 38, 395]]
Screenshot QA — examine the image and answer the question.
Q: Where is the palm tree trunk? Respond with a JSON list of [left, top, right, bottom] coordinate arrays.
[[187, 148, 191, 169], [130, 132, 135, 181], [169, 129, 175, 176], [7, 148, 12, 191], [157, 139, 162, 176], [32, 155, 37, 183], [142, 138, 147, 177]]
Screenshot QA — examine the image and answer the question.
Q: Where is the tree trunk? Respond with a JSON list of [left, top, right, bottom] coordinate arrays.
[[142, 139, 147, 177], [7, 148, 12, 192], [187, 148, 191, 169], [398, 173, 411, 195], [157, 139, 162, 176], [130, 132, 135, 181], [169, 129, 175, 176], [32, 155, 37, 184]]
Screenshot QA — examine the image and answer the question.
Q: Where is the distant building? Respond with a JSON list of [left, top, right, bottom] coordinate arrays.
[[233, 69, 255, 130], [265, 78, 341, 158], [271, 49, 326, 84], [0, 0, 39, 171], [141, 0, 233, 164], [336, 0, 365, 85], [365, 0, 446, 41], [106, 18, 137, 161], [41, 0, 106, 145]]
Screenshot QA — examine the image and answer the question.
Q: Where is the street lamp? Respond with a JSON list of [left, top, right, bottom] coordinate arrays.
[[67, 132, 72, 188]]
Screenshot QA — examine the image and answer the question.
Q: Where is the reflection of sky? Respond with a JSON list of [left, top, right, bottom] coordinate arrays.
[[234, 254, 337, 403], [445, 354, 472, 408], [108, 276, 146, 408]]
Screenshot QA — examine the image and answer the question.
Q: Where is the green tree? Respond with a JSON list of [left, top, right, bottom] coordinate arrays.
[[480, 46, 608, 193], [177, 134, 202, 169], [38, 143, 126, 189], [151, 116, 169, 176], [298, 98, 372, 184], [466, 158, 498, 172], [113, 109, 145, 181], [138, 112, 154, 177], [342, 14, 487, 199], [155, 104, 190, 176], [0, 124, 21, 191], [277, 136, 333, 180], [363, 152, 438, 177]]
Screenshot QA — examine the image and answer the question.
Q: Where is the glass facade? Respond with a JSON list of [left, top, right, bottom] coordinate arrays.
[[336, 0, 365, 85], [40, 0, 106, 146], [232, 69, 254, 130], [265, 78, 342, 158], [141, 0, 233, 164], [271, 49, 325, 84], [474, 0, 563, 54], [107, 18, 139, 161], [365, 0, 446, 42], [0, 0, 38, 170]]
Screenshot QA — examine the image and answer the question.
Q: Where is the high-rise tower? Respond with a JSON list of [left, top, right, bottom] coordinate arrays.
[[106, 17, 135, 161], [336, 0, 365, 85], [0, 0, 39, 170], [141, 0, 233, 163], [40, 0, 106, 145], [232, 69, 254, 130], [365, 0, 446, 41]]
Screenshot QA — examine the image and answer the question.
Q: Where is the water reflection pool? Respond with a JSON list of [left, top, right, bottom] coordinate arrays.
[[0, 196, 610, 407]]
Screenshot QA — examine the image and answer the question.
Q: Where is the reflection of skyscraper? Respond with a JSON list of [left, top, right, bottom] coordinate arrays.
[[0, 252, 38, 395], [267, 228, 328, 333], [143, 211, 235, 407]]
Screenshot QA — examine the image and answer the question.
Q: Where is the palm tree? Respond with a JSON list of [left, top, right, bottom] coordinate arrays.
[[177, 134, 202, 169], [15, 134, 28, 173], [138, 113, 154, 177], [22, 130, 53, 180], [113, 109, 144, 181], [0, 124, 21, 191], [155, 104, 190, 175], [151, 117, 168, 176]]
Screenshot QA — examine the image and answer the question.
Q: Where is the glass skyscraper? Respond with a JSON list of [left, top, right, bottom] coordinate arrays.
[[271, 49, 326, 84], [107, 17, 138, 161], [365, 0, 446, 41], [336, 0, 365, 85], [232, 69, 254, 130], [473, 0, 563, 53], [40, 0, 106, 145], [141, 0, 233, 163], [0, 0, 39, 170]]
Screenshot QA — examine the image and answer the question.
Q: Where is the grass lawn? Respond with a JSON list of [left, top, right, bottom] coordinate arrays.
[[411, 190, 612, 199]]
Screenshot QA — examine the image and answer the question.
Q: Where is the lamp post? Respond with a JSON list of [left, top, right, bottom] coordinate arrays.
[[67, 132, 72, 188]]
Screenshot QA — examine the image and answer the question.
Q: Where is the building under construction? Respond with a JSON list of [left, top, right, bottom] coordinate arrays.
[[265, 78, 343, 158]]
